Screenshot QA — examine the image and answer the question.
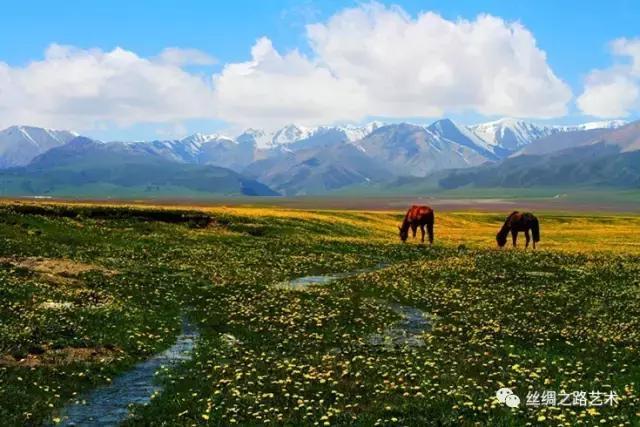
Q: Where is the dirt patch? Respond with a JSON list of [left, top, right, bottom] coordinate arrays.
[[0, 257, 117, 285], [0, 346, 122, 367]]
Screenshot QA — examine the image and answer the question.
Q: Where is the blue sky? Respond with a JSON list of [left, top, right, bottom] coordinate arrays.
[[2, 1, 640, 140]]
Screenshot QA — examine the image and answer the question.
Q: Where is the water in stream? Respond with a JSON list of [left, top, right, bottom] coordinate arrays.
[[54, 320, 198, 427], [273, 264, 387, 291], [367, 304, 436, 348], [275, 266, 435, 348]]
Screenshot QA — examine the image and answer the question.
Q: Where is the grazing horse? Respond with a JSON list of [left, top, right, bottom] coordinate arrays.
[[398, 205, 434, 244], [496, 211, 540, 249]]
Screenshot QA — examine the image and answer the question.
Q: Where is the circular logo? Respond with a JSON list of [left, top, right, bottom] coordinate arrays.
[[505, 394, 521, 408], [496, 387, 513, 403]]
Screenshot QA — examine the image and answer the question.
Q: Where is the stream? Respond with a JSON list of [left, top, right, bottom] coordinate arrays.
[[54, 319, 198, 426], [273, 263, 387, 290], [276, 265, 435, 348], [52, 264, 429, 426]]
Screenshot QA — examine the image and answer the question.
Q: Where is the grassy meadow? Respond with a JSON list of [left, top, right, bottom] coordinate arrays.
[[0, 201, 639, 426]]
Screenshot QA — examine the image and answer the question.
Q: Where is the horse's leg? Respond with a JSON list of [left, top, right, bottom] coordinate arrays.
[[411, 224, 417, 238], [420, 224, 425, 243], [524, 230, 530, 249], [511, 229, 517, 248]]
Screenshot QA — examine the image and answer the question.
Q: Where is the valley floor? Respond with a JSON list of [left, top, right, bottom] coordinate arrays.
[[0, 202, 639, 426]]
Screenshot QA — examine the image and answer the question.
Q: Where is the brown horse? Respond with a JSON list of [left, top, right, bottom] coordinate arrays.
[[399, 205, 434, 244], [496, 211, 540, 249]]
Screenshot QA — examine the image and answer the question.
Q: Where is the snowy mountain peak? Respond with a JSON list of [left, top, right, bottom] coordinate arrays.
[[0, 125, 78, 167], [468, 118, 629, 154], [237, 122, 385, 149], [558, 120, 627, 132], [182, 132, 233, 145], [336, 121, 385, 141], [468, 119, 555, 153], [237, 128, 272, 147], [427, 119, 494, 155], [272, 124, 313, 145], [242, 128, 266, 137], [428, 118, 458, 133]]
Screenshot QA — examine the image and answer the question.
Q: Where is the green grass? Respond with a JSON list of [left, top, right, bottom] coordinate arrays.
[[0, 203, 639, 426]]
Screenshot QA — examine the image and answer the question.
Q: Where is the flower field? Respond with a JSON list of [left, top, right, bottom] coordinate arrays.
[[0, 202, 639, 426]]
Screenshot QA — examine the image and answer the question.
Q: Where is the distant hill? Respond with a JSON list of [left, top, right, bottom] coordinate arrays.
[[0, 137, 278, 198], [438, 143, 640, 189], [513, 128, 611, 156], [597, 120, 640, 152], [351, 123, 489, 177], [244, 142, 392, 195]]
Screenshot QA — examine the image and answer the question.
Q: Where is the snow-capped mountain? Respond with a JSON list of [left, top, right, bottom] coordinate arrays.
[[337, 122, 384, 142], [238, 122, 384, 149], [427, 119, 497, 159], [272, 124, 314, 146], [0, 125, 78, 168], [557, 120, 627, 132], [467, 118, 627, 157], [350, 122, 490, 177], [126, 133, 257, 172], [236, 128, 272, 147], [0, 118, 633, 195], [468, 118, 557, 155]]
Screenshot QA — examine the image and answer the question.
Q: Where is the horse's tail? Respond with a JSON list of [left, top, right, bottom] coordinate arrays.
[[531, 217, 540, 242], [427, 211, 434, 244]]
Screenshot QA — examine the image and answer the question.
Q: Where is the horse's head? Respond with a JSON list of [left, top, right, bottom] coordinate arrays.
[[399, 226, 408, 242], [496, 232, 507, 248]]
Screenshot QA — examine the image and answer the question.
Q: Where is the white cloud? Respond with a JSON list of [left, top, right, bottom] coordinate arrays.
[[578, 38, 640, 118], [0, 44, 216, 130], [612, 38, 640, 75], [213, 3, 572, 128], [0, 3, 573, 132], [211, 38, 368, 129]]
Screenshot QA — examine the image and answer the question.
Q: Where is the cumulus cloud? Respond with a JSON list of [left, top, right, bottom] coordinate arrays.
[[0, 44, 216, 130], [213, 3, 572, 127], [578, 38, 640, 118], [0, 3, 573, 131], [211, 38, 368, 128]]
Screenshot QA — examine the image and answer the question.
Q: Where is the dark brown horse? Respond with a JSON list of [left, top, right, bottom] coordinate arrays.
[[496, 211, 540, 249], [399, 205, 434, 244]]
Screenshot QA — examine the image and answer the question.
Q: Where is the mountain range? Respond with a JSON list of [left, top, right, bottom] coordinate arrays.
[[0, 136, 276, 198], [0, 118, 635, 198]]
